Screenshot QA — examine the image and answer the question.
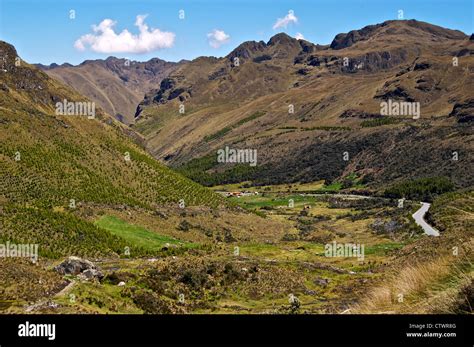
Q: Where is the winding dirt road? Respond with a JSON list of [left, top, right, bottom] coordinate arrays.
[[412, 202, 440, 236]]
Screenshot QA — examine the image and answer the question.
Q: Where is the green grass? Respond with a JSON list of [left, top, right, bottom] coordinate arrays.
[[229, 194, 316, 210], [95, 215, 195, 252], [364, 242, 406, 256], [0, 205, 136, 259], [240, 242, 326, 259], [321, 182, 343, 191], [56, 280, 144, 314], [360, 117, 399, 128]]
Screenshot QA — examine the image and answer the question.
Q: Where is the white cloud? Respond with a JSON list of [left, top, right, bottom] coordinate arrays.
[[74, 15, 175, 54], [207, 29, 230, 48], [272, 10, 298, 30], [295, 32, 305, 40]]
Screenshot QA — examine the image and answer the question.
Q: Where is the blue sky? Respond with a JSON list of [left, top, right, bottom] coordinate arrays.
[[0, 0, 472, 65]]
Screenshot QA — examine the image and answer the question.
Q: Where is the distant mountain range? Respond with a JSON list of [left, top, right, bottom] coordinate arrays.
[[37, 57, 181, 124], [37, 19, 473, 189]]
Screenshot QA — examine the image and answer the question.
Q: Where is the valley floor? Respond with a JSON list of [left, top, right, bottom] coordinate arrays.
[[3, 182, 471, 314]]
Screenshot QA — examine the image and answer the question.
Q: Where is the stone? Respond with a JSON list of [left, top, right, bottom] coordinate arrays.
[[55, 256, 103, 280]]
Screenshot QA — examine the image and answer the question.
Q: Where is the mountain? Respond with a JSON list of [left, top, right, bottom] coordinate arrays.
[[1, 25, 472, 315], [35, 62, 74, 69], [38, 56, 179, 124], [329, 20, 466, 49], [0, 40, 223, 259], [1, 41, 307, 314], [132, 20, 473, 189]]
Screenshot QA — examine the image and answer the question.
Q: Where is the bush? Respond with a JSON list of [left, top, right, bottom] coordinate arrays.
[[253, 55, 272, 63], [361, 117, 399, 127], [178, 220, 192, 232], [180, 269, 208, 289], [384, 177, 455, 202]]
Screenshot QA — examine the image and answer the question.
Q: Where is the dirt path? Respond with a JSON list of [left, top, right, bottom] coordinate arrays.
[[54, 280, 76, 298]]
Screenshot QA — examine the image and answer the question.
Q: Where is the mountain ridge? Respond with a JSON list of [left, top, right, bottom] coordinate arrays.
[[129, 19, 473, 189], [38, 56, 180, 124], [37, 19, 470, 126], [31, 19, 473, 190]]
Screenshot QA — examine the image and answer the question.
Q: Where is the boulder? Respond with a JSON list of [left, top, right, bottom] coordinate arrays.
[[55, 256, 103, 280], [449, 99, 474, 123], [78, 268, 104, 281], [314, 277, 330, 287]]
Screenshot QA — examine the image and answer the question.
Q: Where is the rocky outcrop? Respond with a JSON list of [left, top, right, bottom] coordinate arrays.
[[449, 99, 474, 123], [253, 54, 272, 63], [414, 61, 431, 70], [331, 23, 386, 49], [374, 86, 416, 102], [338, 49, 409, 73], [227, 40, 267, 61], [54, 256, 104, 280], [135, 76, 191, 118]]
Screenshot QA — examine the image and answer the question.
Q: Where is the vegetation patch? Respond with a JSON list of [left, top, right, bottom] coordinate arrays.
[[95, 215, 194, 252], [384, 176, 455, 202], [176, 153, 264, 186], [302, 126, 351, 131], [1, 205, 133, 259], [360, 117, 399, 127]]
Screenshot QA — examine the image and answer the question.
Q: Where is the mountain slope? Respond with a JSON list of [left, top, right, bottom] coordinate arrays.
[[39, 57, 179, 124], [133, 20, 473, 189], [0, 40, 223, 259]]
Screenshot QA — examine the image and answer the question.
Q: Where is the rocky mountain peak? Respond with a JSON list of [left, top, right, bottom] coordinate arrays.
[[267, 32, 297, 46], [227, 40, 267, 60]]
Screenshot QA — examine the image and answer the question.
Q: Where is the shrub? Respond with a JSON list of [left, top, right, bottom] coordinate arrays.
[[384, 177, 455, 202], [361, 117, 399, 127]]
